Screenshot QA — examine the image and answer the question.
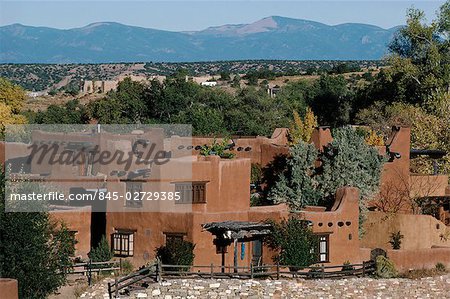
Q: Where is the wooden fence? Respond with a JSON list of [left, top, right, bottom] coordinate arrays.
[[70, 260, 121, 286], [108, 260, 375, 298]]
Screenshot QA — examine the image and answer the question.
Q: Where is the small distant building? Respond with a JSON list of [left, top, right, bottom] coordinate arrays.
[[81, 80, 118, 94], [26, 91, 47, 98], [201, 81, 217, 87], [267, 85, 281, 98]]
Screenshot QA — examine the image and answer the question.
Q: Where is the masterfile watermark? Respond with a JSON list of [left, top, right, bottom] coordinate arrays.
[[4, 124, 194, 213]]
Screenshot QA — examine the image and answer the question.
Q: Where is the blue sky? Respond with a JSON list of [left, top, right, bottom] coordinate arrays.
[[0, 1, 445, 31]]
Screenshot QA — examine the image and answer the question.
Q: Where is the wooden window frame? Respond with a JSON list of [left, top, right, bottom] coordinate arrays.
[[125, 181, 143, 208], [173, 181, 207, 204], [112, 230, 135, 257], [316, 234, 330, 263], [164, 232, 186, 244]]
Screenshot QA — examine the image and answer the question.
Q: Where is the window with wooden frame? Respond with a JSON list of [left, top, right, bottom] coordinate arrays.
[[164, 232, 186, 244], [125, 181, 143, 208], [317, 234, 330, 263], [112, 230, 135, 257], [174, 182, 207, 204]]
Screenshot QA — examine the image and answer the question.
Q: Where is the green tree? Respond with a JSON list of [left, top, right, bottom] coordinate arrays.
[[309, 75, 353, 127], [0, 168, 76, 299], [266, 217, 318, 270], [359, 2, 450, 107], [318, 127, 385, 236], [88, 235, 113, 262], [268, 142, 322, 210], [35, 99, 88, 124]]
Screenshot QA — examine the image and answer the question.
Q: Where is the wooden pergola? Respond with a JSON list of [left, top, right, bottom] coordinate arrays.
[[202, 221, 272, 273]]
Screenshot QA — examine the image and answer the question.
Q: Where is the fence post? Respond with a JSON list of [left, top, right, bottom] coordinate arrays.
[[157, 259, 162, 282], [114, 277, 118, 298], [210, 263, 213, 279], [250, 263, 254, 279], [119, 258, 122, 274], [107, 282, 112, 299], [362, 261, 366, 277], [276, 261, 280, 280], [321, 264, 325, 279], [88, 259, 92, 286]]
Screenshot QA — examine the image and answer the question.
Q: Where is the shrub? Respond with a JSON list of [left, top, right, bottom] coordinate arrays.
[[121, 259, 134, 275], [388, 231, 404, 250], [376, 256, 398, 278], [266, 217, 318, 271], [200, 138, 235, 159], [435, 262, 446, 272], [89, 235, 113, 262], [156, 239, 195, 272]]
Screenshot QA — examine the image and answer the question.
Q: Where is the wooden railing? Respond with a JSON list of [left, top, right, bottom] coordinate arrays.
[[70, 260, 121, 285], [107, 260, 376, 298]]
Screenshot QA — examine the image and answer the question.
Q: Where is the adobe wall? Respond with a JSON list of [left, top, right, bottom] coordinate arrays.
[[387, 248, 450, 271], [248, 188, 364, 266], [50, 206, 92, 258], [409, 175, 449, 197], [0, 279, 18, 299], [361, 211, 450, 250], [169, 128, 289, 166], [375, 127, 412, 212], [105, 155, 253, 267], [310, 127, 333, 151], [301, 187, 363, 265], [106, 211, 194, 266]]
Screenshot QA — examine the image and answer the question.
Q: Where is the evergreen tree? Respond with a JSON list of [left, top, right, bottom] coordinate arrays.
[[268, 142, 322, 210], [88, 235, 113, 262], [0, 167, 76, 299]]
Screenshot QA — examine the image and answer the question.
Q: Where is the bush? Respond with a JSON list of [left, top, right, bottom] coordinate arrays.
[[200, 138, 235, 159], [121, 259, 134, 275], [266, 217, 318, 271], [376, 256, 398, 278], [156, 239, 195, 272], [435, 262, 446, 272], [388, 231, 404, 250], [89, 235, 113, 262]]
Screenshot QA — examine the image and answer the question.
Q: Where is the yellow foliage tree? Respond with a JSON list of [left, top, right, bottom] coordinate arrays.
[[365, 129, 385, 146], [288, 107, 318, 145], [0, 103, 27, 139], [0, 77, 26, 114]]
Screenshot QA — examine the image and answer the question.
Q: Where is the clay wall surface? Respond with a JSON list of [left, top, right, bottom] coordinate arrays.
[[409, 175, 449, 197], [50, 206, 92, 258], [168, 128, 289, 166], [387, 248, 450, 271], [300, 187, 363, 265], [0, 279, 18, 299], [361, 211, 450, 250]]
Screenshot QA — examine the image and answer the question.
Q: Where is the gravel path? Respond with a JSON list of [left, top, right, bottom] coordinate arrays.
[[80, 274, 450, 299]]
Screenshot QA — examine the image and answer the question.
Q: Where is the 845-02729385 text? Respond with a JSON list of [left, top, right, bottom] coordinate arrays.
[[8, 191, 182, 202]]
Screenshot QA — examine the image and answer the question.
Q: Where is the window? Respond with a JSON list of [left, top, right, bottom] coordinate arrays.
[[174, 182, 207, 204], [317, 234, 329, 263], [125, 181, 143, 208], [164, 232, 186, 244], [112, 230, 135, 257]]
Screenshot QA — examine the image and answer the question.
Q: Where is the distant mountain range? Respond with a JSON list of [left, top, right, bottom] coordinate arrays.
[[0, 16, 400, 63]]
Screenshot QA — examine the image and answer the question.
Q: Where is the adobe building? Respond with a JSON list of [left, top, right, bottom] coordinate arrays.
[[1, 126, 449, 271]]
